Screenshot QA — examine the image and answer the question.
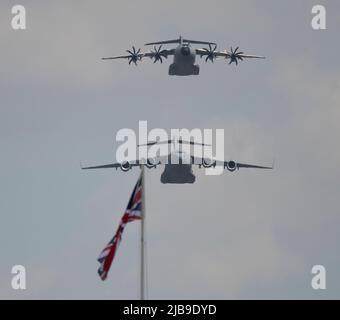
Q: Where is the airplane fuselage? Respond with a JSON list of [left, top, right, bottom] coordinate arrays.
[[160, 151, 196, 184], [169, 44, 199, 76], [161, 164, 195, 184]]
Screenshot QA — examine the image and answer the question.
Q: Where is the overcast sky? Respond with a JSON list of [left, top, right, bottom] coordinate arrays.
[[1, 0, 340, 299]]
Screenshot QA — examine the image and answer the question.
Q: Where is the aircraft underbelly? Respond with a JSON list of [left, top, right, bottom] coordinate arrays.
[[169, 51, 199, 76], [169, 61, 199, 76], [161, 165, 196, 184], [174, 52, 195, 65]]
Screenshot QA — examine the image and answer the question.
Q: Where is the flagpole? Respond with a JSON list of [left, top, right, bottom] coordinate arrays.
[[140, 165, 145, 300]]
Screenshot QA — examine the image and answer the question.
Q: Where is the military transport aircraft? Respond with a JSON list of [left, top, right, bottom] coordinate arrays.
[[102, 35, 265, 76], [81, 139, 273, 184]]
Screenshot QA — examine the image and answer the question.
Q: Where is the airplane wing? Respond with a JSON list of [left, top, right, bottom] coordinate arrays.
[[81, 156, 169, 171], [102, 55, 133, 60], [191, 156, 273, 171], [81, 163, 123, 169], [142, 48, 175, 60], [230, 162, 273, 169], [145, 38, 216, 46], [196, 46, 265, 64], [102, 47, 175, 64], [102, 50, 175, 60]]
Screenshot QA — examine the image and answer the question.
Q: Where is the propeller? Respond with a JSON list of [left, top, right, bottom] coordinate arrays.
[[202, 44, 217, 63], [150, 45, 168, 63], [227, 46, 244, 65], [126, 46, 142, 65]]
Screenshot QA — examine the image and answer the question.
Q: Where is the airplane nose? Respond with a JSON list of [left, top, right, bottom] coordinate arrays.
[[181, 46, 191, 56]]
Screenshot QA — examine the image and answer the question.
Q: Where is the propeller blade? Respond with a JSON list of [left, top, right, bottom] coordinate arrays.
[[151, 45, 167, 63]]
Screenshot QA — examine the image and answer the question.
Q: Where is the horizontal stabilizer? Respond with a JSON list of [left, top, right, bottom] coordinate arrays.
[[145, 39, 182, 46], [145, 36, 216, 46], [138, 139, 211, 147], [183, 39, 217, 46]]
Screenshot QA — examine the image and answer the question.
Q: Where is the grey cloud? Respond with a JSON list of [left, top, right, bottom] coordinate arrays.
[[0, 0, 340, 299]]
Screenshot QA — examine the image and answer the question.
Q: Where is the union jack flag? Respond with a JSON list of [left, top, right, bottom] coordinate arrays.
[[97, 173, 143, 281]]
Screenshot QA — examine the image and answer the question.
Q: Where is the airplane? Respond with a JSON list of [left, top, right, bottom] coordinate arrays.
[[81, 139, 273, 184], [102, 35, 265, 76]]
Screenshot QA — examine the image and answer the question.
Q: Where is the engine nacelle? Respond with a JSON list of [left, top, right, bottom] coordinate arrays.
[[146, 158, 158, 169], [120, 161, 132, 172], [203, 158, 216, 168], [226, 161, 237, 172]]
